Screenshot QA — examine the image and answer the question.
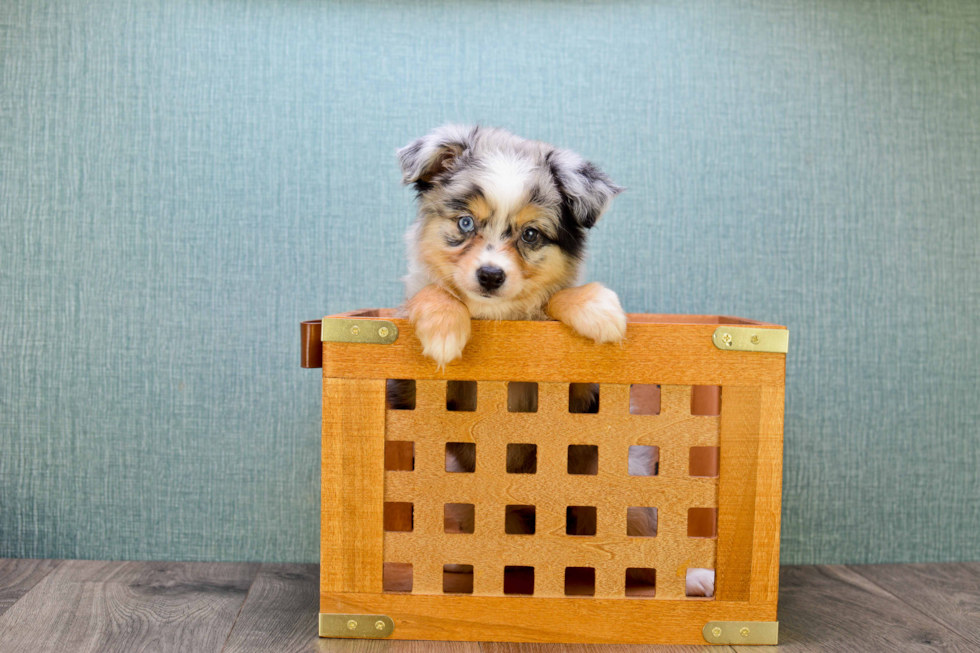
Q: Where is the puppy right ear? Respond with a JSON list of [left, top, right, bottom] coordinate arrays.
[[397, 124, 474, 192]]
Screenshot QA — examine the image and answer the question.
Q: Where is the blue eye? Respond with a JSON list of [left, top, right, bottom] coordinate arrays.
[[457, 216, 475, 233]]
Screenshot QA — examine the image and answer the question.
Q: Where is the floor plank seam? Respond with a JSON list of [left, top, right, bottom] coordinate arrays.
[[0, 559, 64, 624], [846, 565, 977, 646], [217, 563, 264, 653]]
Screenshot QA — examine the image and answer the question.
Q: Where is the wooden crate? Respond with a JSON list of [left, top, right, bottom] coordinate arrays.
[[301, 310, 787, 645]]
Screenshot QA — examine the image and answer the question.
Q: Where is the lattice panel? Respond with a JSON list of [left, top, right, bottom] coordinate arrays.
[[382, 380, 719, 600]]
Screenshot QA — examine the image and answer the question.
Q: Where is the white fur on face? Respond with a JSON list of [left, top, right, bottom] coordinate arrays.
[[479, 151, 534, 220], [451, 153, 539, 307], [459, 244, 523, 300]]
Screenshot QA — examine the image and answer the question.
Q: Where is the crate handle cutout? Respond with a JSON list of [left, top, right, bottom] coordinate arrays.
[[712, 326, 788, 353]]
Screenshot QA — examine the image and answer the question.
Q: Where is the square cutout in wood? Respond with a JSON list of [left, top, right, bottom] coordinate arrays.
[[445, 442, 476, 473], [568, 383, 599, 413], [564, 567, 595, 596], [625, 568, 656, 597], [443, 564, 474, 594], [383, 562, 413, 593], [507, 382, 538, 413], [504, 505, 536, 534], [384, 441, 414, 472], [626, 506, 658, 537], [447, 380, 477, 411], [628, 445, 659, 476], [689, 446, 720, 477], [383, 502, 413, 532], [691, 385, 721, 416], [629, 384, 661, 415], [444, 503, 475, 534], [566, 506, 597, 536], [385, 379, 416, 410], [503, 566, 534, 595], [506, 443, 537, 474], [687, 507, 718, 538], [567, 444, 598, 475], [686, 568, 715, 598]]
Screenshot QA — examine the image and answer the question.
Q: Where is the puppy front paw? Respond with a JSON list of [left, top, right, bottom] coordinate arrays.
[[407, 285, 472, 367], [547, 282, 627, 344]]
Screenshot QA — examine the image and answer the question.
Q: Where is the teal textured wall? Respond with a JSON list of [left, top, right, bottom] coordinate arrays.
[[1, 0, 978, 565]]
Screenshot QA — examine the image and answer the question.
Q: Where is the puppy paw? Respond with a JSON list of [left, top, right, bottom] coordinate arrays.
[[547, 282, 627, 344], [685, 567, 715, 598], [407, 285, 472, 367]]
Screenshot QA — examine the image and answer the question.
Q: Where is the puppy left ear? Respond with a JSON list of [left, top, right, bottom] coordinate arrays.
[[548, 149, 624, 228], [397, 124, 474, 192]]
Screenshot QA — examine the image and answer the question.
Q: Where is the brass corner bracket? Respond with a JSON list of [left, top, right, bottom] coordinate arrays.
[[321, 318, 399, 345], [319, 614, 394, 638], [712, 326, 789, 353], [703, 621, 779, 645]]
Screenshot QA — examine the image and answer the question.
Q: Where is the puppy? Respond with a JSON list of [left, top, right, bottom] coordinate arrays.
[[391, 124, 713, 598]]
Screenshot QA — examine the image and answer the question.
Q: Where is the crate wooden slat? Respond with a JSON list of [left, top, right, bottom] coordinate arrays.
[[315, 311, 786, 645]]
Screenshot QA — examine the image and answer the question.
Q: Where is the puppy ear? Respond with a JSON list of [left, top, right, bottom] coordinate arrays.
[[397, 124, 474, 191], [547, 149, 624, 228]]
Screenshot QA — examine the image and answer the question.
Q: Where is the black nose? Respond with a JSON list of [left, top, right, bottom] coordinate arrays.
[[476, 266, 506, 291]]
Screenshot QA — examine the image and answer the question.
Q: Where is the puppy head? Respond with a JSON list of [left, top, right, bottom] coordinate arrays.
[[398, 124, 622, 317]]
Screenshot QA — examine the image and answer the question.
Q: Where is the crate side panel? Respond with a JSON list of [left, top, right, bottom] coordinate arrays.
[[751, 385, 785, 604], [715, 386, 762, 603], [321, 377, 386, 595]]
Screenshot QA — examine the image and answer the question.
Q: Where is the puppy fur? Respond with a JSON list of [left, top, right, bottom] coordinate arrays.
[[397, 124, 627, 365], [390, 124, 713, 598]]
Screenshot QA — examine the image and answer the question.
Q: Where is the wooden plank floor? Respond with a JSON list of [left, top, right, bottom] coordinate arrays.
[[0, 560, 976, 652]]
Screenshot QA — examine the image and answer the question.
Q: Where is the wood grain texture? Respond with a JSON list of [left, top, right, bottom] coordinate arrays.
[[849, 562, 980, 650], [320, 592, 761, 645], [749, 387, 784, 605], [481, 643, 736, 653], [0, 558, 61, 616], [715, 386, 762, 603], [322, 378, 387, 595], [732, 565, 977, 653], [384, 381, 718, 599], [321, 315, 787, 387], [0, 559, 258, 653], [222, 563, 319, 653], [316, 640, 481, 652], [321, 316, 786, 643], [715, 386, 783, 608]]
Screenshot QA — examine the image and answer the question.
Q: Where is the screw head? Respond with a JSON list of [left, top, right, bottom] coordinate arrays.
[[375, 620, 385, 631], [378, 327, 389, 338], [721, 332, 733, 346], [347, 620, 357, 630], [350, 325, 360, 336], [740, 627, 751, 637], [750, 334, 760, 345], [711, 627, 722, 637]]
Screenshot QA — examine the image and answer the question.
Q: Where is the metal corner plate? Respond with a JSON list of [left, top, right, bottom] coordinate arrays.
[[703, 621, 779, 645], [712, 326, 789, 353], [321, 318, 399, 345], [319, 613, 394, 638]]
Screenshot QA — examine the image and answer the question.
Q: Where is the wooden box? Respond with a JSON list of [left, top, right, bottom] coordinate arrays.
[[301, 310, 787, 646]]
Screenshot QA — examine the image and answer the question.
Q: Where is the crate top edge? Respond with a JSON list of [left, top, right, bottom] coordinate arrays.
[[322, 308, 787, 330]]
